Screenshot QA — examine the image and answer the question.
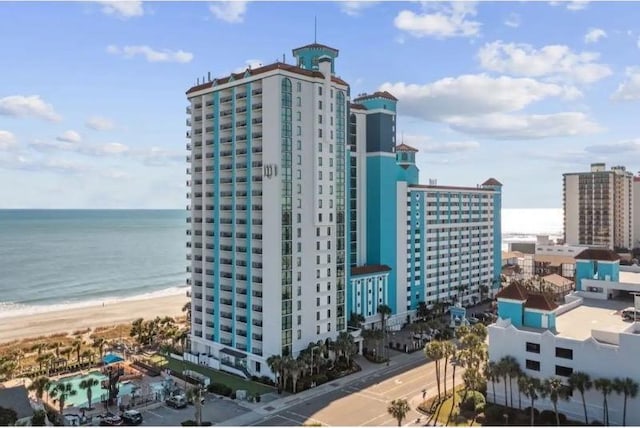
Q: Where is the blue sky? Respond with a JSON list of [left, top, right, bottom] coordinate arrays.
[[2, 1, 640, 209]]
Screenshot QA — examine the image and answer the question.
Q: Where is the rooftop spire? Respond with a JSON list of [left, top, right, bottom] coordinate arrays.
[[314, 16, 317, 43]]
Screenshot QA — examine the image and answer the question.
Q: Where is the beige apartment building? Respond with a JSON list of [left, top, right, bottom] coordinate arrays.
[[563, 163, 634, 250]]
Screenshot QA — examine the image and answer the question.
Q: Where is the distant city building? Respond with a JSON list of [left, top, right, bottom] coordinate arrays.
[[563, 163, 633, 250], [489, 248, 640, 425], [184, 42, 503, 378]]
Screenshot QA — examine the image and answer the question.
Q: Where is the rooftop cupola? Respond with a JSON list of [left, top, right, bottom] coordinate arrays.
[[395, 143, 418, 166], [292, 43, 339, 74]]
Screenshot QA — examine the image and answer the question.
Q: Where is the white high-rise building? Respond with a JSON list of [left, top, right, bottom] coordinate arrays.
[[185, 43, 349, 378], [563, 163, 633, 250]]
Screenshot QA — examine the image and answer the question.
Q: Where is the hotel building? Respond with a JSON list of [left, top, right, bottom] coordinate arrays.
[[563, 163, 633, 250], [185, 42, 503, 379], [489, 248, 640, 425]]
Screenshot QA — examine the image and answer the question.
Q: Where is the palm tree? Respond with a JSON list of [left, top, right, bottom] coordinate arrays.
[[541, 377, 569, 426], [448, 347, 460, 417], [287, 358, 302, 394], [28, 377, 51, 402], [92, 337, 106, 361], [387, 399, 411, 426], [568, 372, 592, 425], [595, 378, 614, 426], [81, 350, 94, 365], [78, 378, 99, 409], [507, 357, 521, 409], [266, 355, 283, 391], [52, 342, 62, 359], [182, 301, 191, 323], [49, 382, 77, 416], [377, 304, 392, 359], [520, 375, 541, 426], [186, 386, 203, 426], [442, 341, 456, 397], [613, 377, 639, 426], [72, 339, 83, 363], [280, 355, 293, 391], [425, 341, 445, 401], [497, 358, 509, 407], [517, 374, 527, 410], [484, 361, 498, 404]]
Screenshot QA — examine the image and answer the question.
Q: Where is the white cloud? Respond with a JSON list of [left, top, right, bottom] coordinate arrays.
[[0, 131, 17, 150], [446, 112, 602, 139], [0, 95, 62, 122], [402, 134, 479, 153], [97, 142, 129, 155], [380, 74, 575, 121], [107, 45, 193, 63], [86, 116, 115, 131], [611, 67, 640, 101], [56, 130, 82, 144], [549, 1, 589, 11], [233, 59, 264, 73], [97, 1, 144, 18], [394, 2, 481, 39], [380, 74, 599, 139], [477, 41, 612, 84], [585, 139, 640, 154], [340, 1, 378, 16], [209, 1, 247, 23], [504, 13, 520, 28], [584, 28, 606, 44]]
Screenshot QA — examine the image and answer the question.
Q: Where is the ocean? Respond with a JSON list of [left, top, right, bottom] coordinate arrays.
[[0, 208, 564, 318], [0, 209, 187, 319]]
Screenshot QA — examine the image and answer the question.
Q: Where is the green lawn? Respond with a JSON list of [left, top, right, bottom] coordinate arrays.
[[156, 354, 274, 395]]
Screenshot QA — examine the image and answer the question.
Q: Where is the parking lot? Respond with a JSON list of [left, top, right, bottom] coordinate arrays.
[[138, 394, 248, 426]]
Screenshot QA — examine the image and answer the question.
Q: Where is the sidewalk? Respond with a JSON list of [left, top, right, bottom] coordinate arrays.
[[220, 351, 425, 426]]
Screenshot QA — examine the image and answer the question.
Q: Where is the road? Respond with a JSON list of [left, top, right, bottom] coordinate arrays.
[[252, 355, 462, 426]]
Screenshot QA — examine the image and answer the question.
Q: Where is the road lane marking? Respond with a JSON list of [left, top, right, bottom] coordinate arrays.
[[359, 412, 389, 426], [286, 410, 325, 425]]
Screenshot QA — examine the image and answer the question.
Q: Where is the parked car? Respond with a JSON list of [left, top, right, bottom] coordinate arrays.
[[99, 416, 123, 426], [467, 316, 480, 325], [121, 410, 143, 426], [622, 307, 640, 321], [166, 394, 188, 409]]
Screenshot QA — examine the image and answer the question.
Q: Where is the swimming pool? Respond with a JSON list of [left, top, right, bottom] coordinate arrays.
[[53, 371, 135, 408]]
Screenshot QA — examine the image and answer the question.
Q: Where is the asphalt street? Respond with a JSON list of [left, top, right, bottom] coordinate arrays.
[[252, 354, 461, 426]]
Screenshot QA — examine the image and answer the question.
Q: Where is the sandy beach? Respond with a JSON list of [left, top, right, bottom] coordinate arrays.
[[0, 294, 189, 344]]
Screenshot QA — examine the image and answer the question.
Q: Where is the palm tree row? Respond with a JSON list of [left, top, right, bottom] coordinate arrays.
[[266, 333, 357, 393], [130, 316, 189, 352], [485, 356, 640, 426], [424, 324, 488, 403]]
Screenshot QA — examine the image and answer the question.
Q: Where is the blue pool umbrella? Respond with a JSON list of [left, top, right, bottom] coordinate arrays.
[[102, 353, 124, 365]]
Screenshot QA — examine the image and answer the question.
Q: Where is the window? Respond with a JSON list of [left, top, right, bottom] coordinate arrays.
[[297, 257, 301, 267], [319, 157, 323, 167], [316, 242, 320, 250], [318, 129, 323, 138], [297, 184, 301, 194], [316, 297, 320, 306], [526, 342, 540, 354], [297, 155, 301, 165], [297, 111, 301, 121], [297, 199, 301, 208], [329, 144, 333, 153], [297, 170, 301, 179], [319, 199, 322, 208], [318, 114, 323, 124], [296, 97, 301, 106], [526, 360, 540, 371], [327, 323, 331, 331], [297, 82, 301, 92], [297, 140, 301, 150], [297, 126, 302, 136], [319, 185, 323, 194], [330, 89, 333, 98], [319, 213, 323, 222], [319, 171, 323, 180], [316, 228, 320, 237], [297, 228, 301, 238], [316, 283, 320, 292], [319, 142, 322, 152], [297, 330, 301, 339], [316, 325, 320, 334], [318, 100, 323, 110], [316, 269, 320, 278], [316, 312, 320, 321], [555, 365, 573, 377], [556, 347, 573, 360], [297, 242, 301, 252], [328, 309, 331, 317], [297, 213, 301, 223], [297, 301, 301, 310], [327, 295, 331, 304]]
